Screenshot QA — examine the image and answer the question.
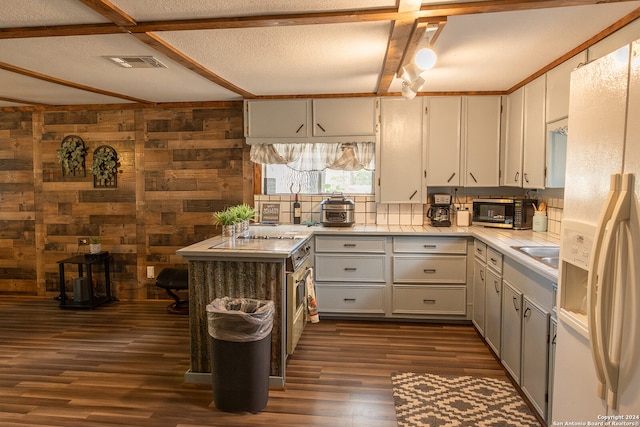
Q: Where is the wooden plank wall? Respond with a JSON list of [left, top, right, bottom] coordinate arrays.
[[0, 104, 249, 300]]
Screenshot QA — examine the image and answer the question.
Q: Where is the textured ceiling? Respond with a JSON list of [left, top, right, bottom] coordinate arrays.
[[1, 0, 640, 108]]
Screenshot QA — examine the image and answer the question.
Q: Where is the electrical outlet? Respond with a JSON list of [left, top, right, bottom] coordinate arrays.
[[147, 266, 155, 279], [78, 238, 88, 245]]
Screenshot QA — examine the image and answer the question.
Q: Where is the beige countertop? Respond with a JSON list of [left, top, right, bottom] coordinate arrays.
[[177, 223, 560, 282]]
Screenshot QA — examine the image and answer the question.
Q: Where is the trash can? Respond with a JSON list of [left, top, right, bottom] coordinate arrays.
[[206, 297, 274, 413]]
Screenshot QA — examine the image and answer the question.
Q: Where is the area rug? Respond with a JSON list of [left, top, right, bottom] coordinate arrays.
[[391, 372, 541, 427]]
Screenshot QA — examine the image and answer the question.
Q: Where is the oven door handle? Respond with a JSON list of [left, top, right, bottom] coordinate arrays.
[[296, 267, 313, 285]]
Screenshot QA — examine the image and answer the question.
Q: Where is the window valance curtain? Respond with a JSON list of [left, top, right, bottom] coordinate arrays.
[[250, 142, 375, 172]]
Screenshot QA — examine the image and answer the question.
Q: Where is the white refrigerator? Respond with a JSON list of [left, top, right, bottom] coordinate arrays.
[[552, 40, 640, 422]]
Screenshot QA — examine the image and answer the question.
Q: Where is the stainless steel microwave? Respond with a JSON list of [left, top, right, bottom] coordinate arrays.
[[472, 198, 535, 229]]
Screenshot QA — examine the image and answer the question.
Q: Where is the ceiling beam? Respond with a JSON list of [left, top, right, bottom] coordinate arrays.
[[133, 33, 256, 98], [0, 62, 154, 105], [75, 0, 137, 26], [0, 95, 52, 106], [1, 1, 636, 39]]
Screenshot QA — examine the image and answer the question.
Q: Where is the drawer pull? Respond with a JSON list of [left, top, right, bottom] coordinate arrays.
[[423, 244, 436, 248], [344, 267, 357, 271], [476, 248, 482, 253], [490, 257, 498, 264], [423, 269, 436, 273], [343, 243, 356, 247], [343, 298, 356, 302], [423, 299, 436, 304]]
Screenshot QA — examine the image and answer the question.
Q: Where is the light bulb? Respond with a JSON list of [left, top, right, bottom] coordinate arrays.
[[415, 48, 437, 71]]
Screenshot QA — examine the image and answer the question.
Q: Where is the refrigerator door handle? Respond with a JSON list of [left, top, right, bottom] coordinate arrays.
[[587, 173, 620, 400], [594, 173, 632, 411]]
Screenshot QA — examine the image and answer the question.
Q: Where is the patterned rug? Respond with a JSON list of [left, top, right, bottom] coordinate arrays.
[[391, 372, 541, 427]]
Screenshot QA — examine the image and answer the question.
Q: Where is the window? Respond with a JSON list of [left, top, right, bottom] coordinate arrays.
[[263, 164, 374, 195], [252, 142, 375, 195]]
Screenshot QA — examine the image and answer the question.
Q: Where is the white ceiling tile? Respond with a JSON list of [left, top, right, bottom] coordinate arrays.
[[157, 21, 392, 95], [0, 0, 110, 27]]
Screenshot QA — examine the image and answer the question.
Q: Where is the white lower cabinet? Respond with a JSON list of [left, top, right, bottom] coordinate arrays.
[[314, 235, 387, 316], [501, 280, 523, 384], [521, 296, 550, 420], [472, 258, 486, 335], [547, 318, 557, 425], [392, 236, 468, 317], [484, 268, 502, 355]]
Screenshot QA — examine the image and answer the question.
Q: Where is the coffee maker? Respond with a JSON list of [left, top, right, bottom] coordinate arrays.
[[427, 193, 452, 227]]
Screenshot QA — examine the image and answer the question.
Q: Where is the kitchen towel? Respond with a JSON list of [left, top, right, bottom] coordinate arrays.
[[305, 268, 319, 323]]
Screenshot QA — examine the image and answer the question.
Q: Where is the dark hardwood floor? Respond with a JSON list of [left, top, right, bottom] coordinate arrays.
[[0, 298, 538, 426]]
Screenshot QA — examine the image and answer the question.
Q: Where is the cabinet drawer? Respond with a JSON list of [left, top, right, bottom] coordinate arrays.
[[315, 236, 386, 253], [315, 254, 386, 282], [394, 236, 467, 254], [393, 255, 466, 283], [316, 284, 385, 313], [393, 285, 466, 315], [474, 240, 487, 261], [487, 247, 503, 274]]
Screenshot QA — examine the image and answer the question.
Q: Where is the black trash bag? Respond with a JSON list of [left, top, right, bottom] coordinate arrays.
[[206, 297, 274, 342]]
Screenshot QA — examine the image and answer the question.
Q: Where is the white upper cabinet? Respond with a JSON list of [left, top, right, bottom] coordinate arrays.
[[522, 75, 547, 189], [463, 96, 502, 187], [312, 98, 377, 137], [378, 97, 425, 204], [245, 98, 377, 143], [502, 87, 524, 187], [245, 99, 310, 139], [545, 52, 587, 123], [425, 96, 462, 186]]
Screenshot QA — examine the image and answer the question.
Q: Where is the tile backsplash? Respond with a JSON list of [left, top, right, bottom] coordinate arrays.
[[253, 192, 563, 236]]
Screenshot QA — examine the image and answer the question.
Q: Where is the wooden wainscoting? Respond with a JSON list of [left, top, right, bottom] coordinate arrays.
[[0, 298, 519, 427]]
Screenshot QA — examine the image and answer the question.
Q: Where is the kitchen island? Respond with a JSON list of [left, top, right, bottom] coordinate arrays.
[[176, 227, 312, 388]]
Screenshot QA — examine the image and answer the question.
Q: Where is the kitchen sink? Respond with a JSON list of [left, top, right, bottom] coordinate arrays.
[[512, 245, 560, 269]]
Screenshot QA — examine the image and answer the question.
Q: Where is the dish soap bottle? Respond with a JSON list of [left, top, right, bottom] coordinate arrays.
[[293, 194, 301, 224]]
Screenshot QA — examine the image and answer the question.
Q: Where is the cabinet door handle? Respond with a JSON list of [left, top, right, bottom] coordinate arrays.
[[343, 298, 356, 302], [512, 296, 520, 312], [344, 267, 357, 271], [343, 243, 356, 247], [524, 173, 529, 183], [316, 123, 326, 132], [523, 307, 531, 318], [469, 172, 478, 183], [552, 333, 557, 345], [480, 270, 484, 281], [447, 172, 456, 183], [494, 280, 500, 293], [514, 171, 519, 182], [423, 299, 436, 304], [423, 244, 436, 248], [409, 190, 418, 200], [295, 124, 304, 133], [423, 269, 436, 273]]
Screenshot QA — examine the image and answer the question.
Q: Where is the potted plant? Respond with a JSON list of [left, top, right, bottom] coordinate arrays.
[[90, 146, 118, 187], [232, 204, 255, 236], [212, 208, 238, 237], [89, 237, 102, 254], [57, 136, 86, 177]]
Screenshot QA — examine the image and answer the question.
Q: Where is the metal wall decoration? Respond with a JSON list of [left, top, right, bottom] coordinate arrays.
[[57, 135, 86, 178], [90, 145, 119, 188]]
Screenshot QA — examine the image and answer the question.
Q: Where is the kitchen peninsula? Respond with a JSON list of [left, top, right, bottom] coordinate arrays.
[[176, 226, 313, 388]]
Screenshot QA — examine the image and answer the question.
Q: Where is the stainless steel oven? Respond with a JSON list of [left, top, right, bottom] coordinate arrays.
[[286, 239, 312, 355]]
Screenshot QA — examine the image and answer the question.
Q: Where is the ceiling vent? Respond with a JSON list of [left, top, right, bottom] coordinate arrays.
[[104, 56, 167, 69]]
